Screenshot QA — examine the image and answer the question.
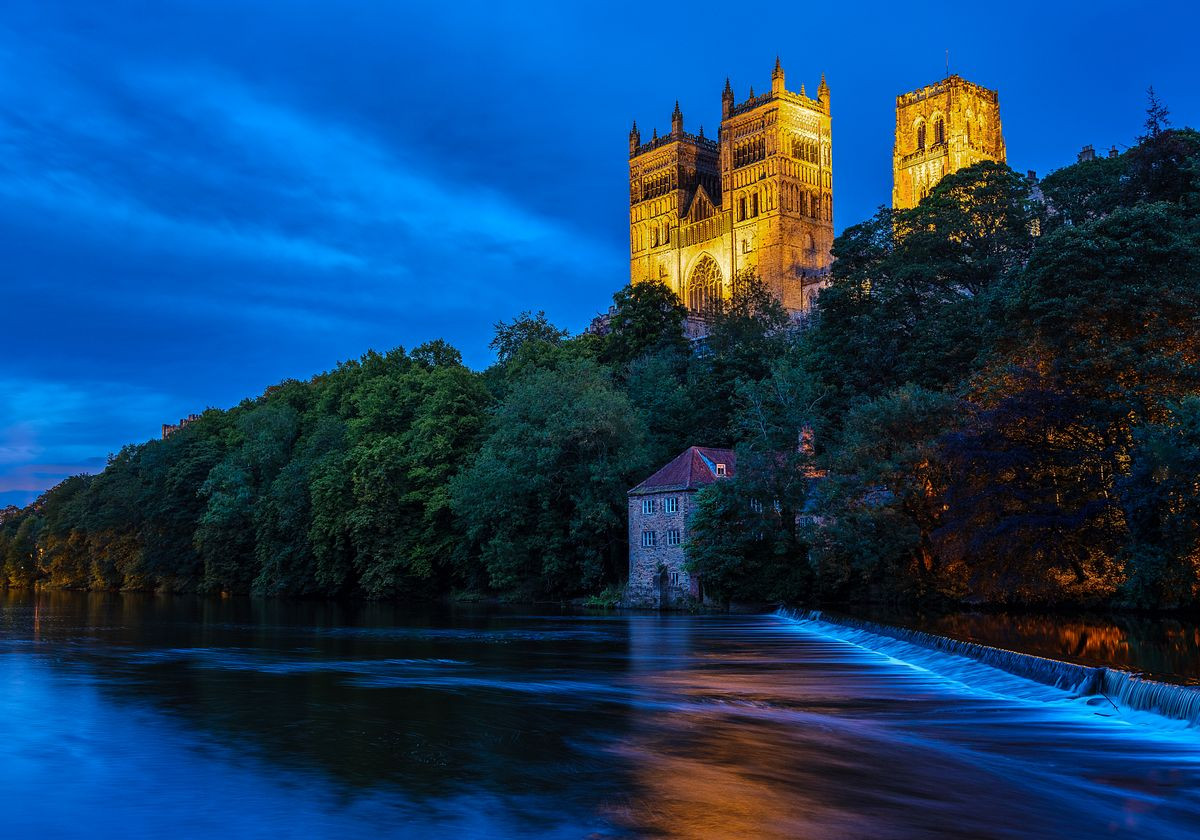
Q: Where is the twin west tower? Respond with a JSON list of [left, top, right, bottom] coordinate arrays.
[[628, 60, 833, 321], [629, 62, 1005, 320]]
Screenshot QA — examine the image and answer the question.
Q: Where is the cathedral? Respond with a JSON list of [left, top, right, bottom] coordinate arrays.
[[627, 64, 1006, 322], [627, 59, 833, 323], [892, 75, 1006, 209]]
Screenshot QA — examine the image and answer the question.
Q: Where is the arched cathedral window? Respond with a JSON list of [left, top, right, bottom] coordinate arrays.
[[916, 121, 926, 151], [687, 255, 723, 315], [934, 116, 945, 145]]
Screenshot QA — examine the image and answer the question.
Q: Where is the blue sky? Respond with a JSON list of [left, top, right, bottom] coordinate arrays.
[[2, 1, 1197, 506]]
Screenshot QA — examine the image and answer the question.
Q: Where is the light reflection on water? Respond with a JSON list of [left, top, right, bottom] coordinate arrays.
[[1, 591, 1199, 839]]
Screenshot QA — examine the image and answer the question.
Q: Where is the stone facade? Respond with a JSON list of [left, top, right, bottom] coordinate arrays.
[[628, 59, 832, 323], [892, 75, 1006, 210], [626, 491, 700, 608], [626, 447, 736, 608]]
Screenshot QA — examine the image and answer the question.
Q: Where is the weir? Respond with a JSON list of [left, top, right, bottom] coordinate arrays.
[[778, 608, 1200, 727]]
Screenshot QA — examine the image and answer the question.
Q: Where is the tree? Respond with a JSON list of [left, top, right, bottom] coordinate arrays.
[[489, 311, 569, 365], [806, 162, 1037, 428], [1142, 86, 1171, 140], [811, 385, 963, 600], [452, 358, 649, 596], [599, 281, 689, 372], [1118, 397, 1200, 608], [688, 270, 792, 444]]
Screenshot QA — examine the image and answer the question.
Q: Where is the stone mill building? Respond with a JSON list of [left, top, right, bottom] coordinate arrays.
[[626, 447, 736, 608]]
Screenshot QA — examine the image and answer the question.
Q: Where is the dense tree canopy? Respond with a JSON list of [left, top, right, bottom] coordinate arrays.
[[4, 104, 1198, 610]]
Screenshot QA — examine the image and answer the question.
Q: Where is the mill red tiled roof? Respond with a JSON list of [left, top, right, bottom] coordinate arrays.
[[628, 446, 737, 495]]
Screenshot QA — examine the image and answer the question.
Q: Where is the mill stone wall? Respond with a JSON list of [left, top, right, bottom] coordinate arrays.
[[626, 490, 700, 608]]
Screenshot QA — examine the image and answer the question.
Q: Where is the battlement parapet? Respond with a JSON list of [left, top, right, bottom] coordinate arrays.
[[728, 88, 825, 118], [631, 131, 719, 159], [897, 74, 998, 106]]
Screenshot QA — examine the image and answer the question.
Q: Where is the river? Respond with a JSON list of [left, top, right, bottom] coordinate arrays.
[[2, 591, 1198, 838]]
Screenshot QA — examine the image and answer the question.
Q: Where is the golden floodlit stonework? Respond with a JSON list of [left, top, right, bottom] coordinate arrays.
[[892, 74, 1006, 209], [628, 59, 833, 323]]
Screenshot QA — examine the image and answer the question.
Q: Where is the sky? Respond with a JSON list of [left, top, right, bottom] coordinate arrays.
[[1, 0, 1197, 506]]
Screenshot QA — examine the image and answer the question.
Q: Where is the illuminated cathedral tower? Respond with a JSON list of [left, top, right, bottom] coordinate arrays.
[[892, 74, 1006, 210], [628, 59, 833, 322]]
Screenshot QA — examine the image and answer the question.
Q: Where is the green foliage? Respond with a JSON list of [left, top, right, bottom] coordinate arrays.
[[599, 280, 689, 373], [686, 454, 812, 605], [797, 119, 1200, 608], [452, 357, 649, 596], [810, 386, 963, 601], [489, 310, 569, 366], [1118, 397, 1200, 608], [6, 111, 1197, 612]]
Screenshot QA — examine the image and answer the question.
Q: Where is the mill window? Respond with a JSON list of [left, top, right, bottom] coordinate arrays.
[[670, 571, 680, 586], [664, 497, 679, 514], [715, 463, 727, 477], [641, 499, 655, 515], [666, 530, 681, 547], [641, 530, 656, 548]]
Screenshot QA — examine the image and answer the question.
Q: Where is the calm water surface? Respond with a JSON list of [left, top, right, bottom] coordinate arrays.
[[2, 591, 1199, 839]]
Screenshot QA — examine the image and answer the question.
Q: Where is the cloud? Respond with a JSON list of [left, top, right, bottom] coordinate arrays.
[[0, 33, 626, 500], [0, 379, 177, 496]]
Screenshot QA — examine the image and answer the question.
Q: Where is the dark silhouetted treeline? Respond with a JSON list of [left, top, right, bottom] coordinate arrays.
[[688, 110, 1200, 610], [3, 109, 1198, 609]]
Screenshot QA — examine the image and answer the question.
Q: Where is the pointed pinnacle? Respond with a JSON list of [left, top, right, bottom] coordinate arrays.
[[724, 77, 733, 94], [774, 55, 782, 72]]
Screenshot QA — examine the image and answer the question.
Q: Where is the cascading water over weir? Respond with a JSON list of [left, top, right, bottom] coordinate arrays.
[[778, 608, 1200, 727]]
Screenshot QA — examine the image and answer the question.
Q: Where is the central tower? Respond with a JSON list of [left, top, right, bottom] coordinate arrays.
[[892, 75, 1005, 209], [628, 59, 833, 323]]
